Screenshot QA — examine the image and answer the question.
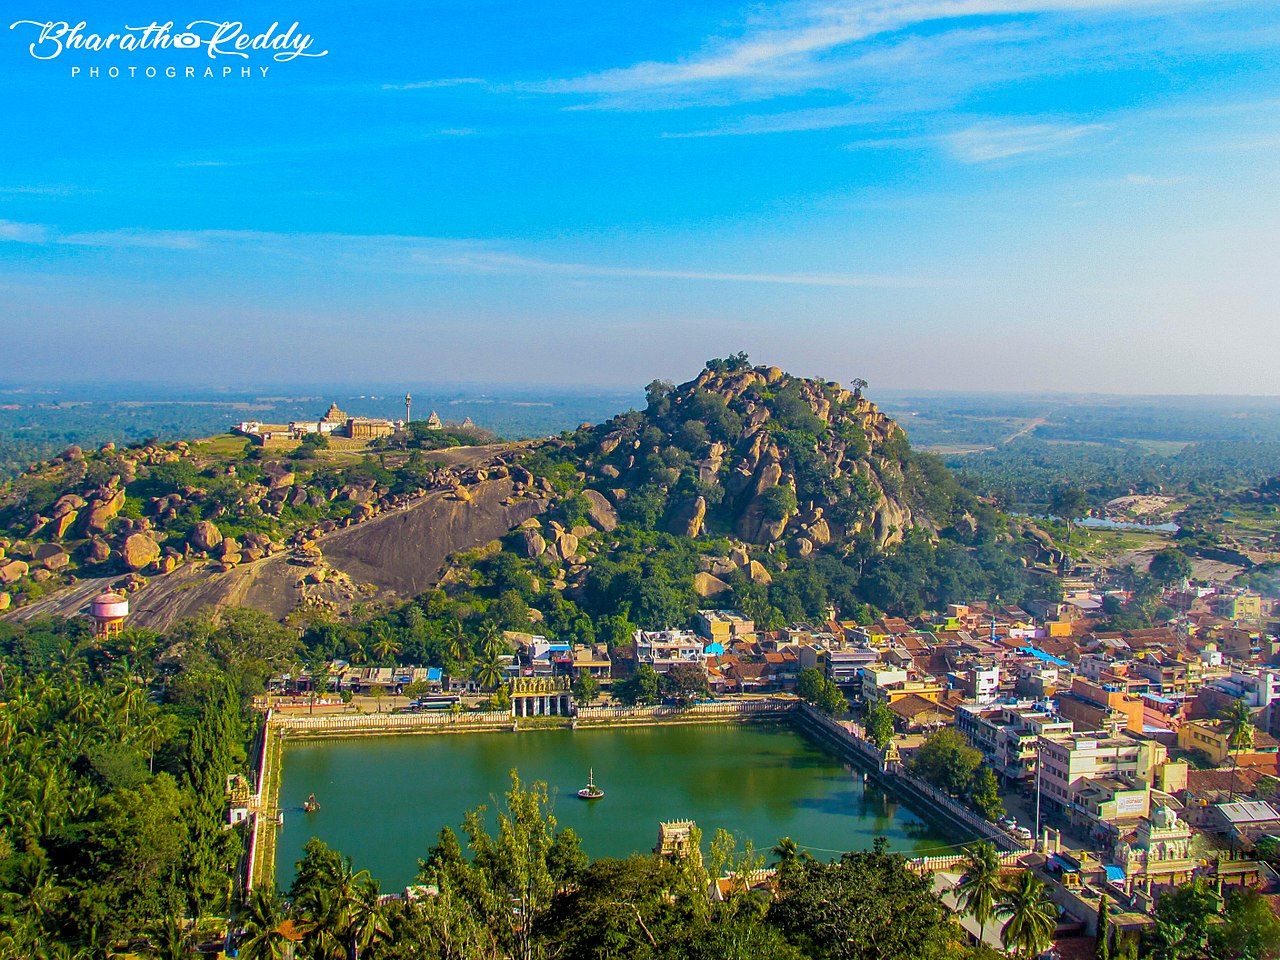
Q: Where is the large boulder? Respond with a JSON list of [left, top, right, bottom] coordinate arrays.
[[190, 520, 222, 552], [53, 493, 87, 516], [121, 533, 161, 571], [82, 489, 126, 533], [34, 543, 68, 569], [0, 560, 28, 584], [85, 538, 111, 564], [522, 529, 547, 558], [668, 495, 707, 538], [694, 572, 732, 598], [0, 592, 9, 611], [51, 511, 79, 539], [747, 560, 772, 585], [582, 489, 619, 532], [555, 533, 579, 562]]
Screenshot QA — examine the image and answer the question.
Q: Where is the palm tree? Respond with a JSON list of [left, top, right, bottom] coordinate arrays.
[[371, 625, 402, 664], [479, 622, 505, 659], [772, 836, 799, 867], [446, 620, 470, 665], [954, 841, 1003, 944], [474, 653, 505, 692], [237, 888, 291, 960], [998, 870, 1058, 959], [346, 636, 368, 666], [145, 915, 190, 960], [1225, 699, 1255, 802], [297, 859, 385, 960]]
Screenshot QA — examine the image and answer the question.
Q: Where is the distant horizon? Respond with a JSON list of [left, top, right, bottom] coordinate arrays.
[[2, 378, 1280, 403]]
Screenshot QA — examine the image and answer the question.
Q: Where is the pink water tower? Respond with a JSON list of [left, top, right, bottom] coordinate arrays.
[[88, 592, 129, 639]]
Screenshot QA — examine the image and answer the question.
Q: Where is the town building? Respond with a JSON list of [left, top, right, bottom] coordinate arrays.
[[1037, 731, 1166, 813], [633, 629, 706, 674], [695, 609, 755, 644], [1177, 718, 1279, 766]]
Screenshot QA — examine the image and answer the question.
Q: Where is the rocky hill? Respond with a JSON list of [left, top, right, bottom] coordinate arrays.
[[0, 359, 977, 627], [573, 360, 948, 550]]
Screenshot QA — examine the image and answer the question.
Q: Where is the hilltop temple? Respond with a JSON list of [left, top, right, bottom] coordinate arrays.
[[235, 401, 404, 448]]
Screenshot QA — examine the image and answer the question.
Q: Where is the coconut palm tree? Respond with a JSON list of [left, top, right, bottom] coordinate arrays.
[[446, 620, 470, 665], [370, 624, 402, 665], [346, 636, 368, 666], [1225, 699, 1255, 802], [297, 859, 386, 960], [144, 915, 190, 960], [237, 888, 291, 960], [998, 870, 1058, 959], [479, 622, 505, 659], [954, 841, 1003, 944], [474, 653, 505, 692]]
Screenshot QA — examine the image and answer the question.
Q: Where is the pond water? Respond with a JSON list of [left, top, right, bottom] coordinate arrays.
[[275, 722, 954, 890]]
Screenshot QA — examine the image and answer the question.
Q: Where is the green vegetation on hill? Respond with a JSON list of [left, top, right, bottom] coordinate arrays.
[[0, 613, 286, 955], [948, 438, 1280, 510]]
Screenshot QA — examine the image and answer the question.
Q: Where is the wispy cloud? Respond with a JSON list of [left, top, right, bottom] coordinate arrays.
[[522, 0, 1200, 105], [0, 220, 50, 242], [1124, 173, 1190, 186], [413, 249, 927, 287], [0, 184, 89, 198], [381, 77, 489, 91], [944, 120, 1108, 161], [0, 221, 929, 288]]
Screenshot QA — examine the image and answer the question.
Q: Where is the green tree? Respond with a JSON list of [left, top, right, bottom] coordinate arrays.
[[865, 701, 895, 750], [796, 667, 847, 717], [1209, 886, 1280, 960], [1151, 878, 1218, 959], [660, 662, 710, 706], [1096, 891, 1111, 960], [1148, 548, 1192, 586], [997, 871, 1057, 959], [238, 888, 291, 960], [473, 653, 505, 692], [969, 767, 1005, 822], [571, 672, 599, 708], [954, 842, 1003, 944], [460, 771, 562, 960], [910, 729, 982, 797], [1049, 486, 1089, 538], [1225, 699, 1255, 802], [614, 665, 661, 706], [769, 837, 952, 960], [371, 624, 402, 664], [760, 485, 798, 522]]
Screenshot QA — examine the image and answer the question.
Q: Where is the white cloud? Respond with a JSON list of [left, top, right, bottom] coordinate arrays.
[[0, 220, 50, 242], [944, 120, 1108, 161], [528, 0, 1206, 101], [381, 77, 488, 91], [413, 249, 928, 287], [0, 221, 930, 288], [1124, 173, 1190, 185]]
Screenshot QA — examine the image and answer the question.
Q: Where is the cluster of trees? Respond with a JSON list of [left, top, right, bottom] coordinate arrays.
[[795, 668, 847, 716], [910, 730, 1004, 822], [237, 772, 1003, 960], [952, 842, 1058, 958], [612, 664, 710, 707], [0, 616, 262, 956], [949, 438, 1280, 511]]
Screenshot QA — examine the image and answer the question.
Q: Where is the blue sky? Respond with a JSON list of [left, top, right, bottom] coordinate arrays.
[[1, 0, 1278, 391]]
